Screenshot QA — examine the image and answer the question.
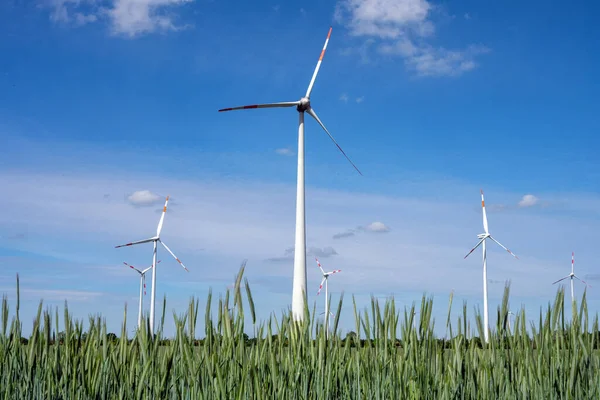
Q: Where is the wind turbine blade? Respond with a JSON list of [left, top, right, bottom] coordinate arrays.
[[573, 275, 591, 287], [124, 262, 143, 274], [115, 237, 155, 248], [464, 238, 485, 259], [317, 277, 326, 295], [305, 26, 332, 98], [143, 275, 146, 296], [480, 190, 489, 234], [315, 257, 326, 274], [159, 240, 189, 272], [142, 266, 153, 274], [156, 196, 169, 237], [552, 276, 570, 285], [306, 107, 362, 175], [488, 236, 519, 259], [218, 101, 299, 112], [571, 252, 575, 273], [326, 269, 342, 275]]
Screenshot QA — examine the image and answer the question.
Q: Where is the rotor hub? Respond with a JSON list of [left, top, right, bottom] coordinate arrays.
[[297, 97, 311, 112], [477, 233, 489, 239]]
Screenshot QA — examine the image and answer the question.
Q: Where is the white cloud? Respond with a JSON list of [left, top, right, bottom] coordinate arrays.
[[335, 0, 432, 39], [127, 190, 163, 207], [275, 148, 295, 156], [339, 93, 349, 103], [355, 96, 364, 103], [108, 0, 193, 37], [268, 246, 338, 262], [364, 221, 390, 232], [335, 0, 489, 77], [49, 0, 98, 25], [380, 41, 489, 77], [518, 194, 539, 208], [46, 0, 193, 37], [333, 221, 391, 238]]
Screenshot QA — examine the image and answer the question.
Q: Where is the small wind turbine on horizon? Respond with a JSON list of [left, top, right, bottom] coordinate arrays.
[[115, 196, 189, 336], [123, 260, 161, 329], [552, 252, 590, 303], [464, 190, 519, 343], [218, 27, 361, 322], [507, 310, 515, 334], [315, 257, 341, 339]]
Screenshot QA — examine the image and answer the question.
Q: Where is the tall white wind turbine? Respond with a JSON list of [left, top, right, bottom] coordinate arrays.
[[123, 260, 161, 329], [115, 196, 188, 336], [218, 27, 361, 321], [552, 252, 590, 303], [315, 257, 341, 338], [464, 190, 519, 343]]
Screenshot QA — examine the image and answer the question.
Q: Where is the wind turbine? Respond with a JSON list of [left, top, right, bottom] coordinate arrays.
[[507, 310, 515, 334], [218, 27, 361, 321], [115, 196, 188, 336], [464, 190, 518, 343], [123, 260, 161, 329], [315, 257, 341, 338], [552, 252, 590, 303]]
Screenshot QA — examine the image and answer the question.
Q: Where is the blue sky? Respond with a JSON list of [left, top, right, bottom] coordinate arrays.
[[0, 0, 599, 337]]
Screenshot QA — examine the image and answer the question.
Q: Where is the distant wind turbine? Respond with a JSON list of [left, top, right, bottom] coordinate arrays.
[[218, 27, 361, 321], [123, 260, 160, 329], [115, 196, 188, 336], [507, 310, 515, 333], [315, 257, 341, 339], [464, 190, 519, 343], [552, 252, 590, 303]]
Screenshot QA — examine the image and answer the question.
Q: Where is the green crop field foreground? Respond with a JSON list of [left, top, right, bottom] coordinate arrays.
[[2, 264, 600, 399]]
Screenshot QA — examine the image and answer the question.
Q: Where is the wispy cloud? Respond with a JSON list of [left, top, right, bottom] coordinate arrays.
[[584, 274, 600, 282], [489, 194, 543, 211], [518, 194, 540, 208], [339, 93, 349, 103], [46, 0, 193, 37], [333, 221, 391, 239], [355, 96, 364, 103], [334, 0, 489, 77], [0, 287, 106, 302], [267, 246, 338, 262], [127, 190, 163, 207], [275, 148, 295, 156]]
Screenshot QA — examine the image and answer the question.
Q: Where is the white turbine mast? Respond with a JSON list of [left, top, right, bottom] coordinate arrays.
[[464, 190, 519, 343], [123, 260, 161, 329], [552, 252, 590, 303], [115, 195, 188, 336], [218, 27, 361, 321], [315, 257, 341, 339]]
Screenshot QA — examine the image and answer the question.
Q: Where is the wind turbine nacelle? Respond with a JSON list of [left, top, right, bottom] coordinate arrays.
[[297, 97, 311, 112]]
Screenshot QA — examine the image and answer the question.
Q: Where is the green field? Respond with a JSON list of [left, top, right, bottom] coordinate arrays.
[[1, 268, 599, 399]]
